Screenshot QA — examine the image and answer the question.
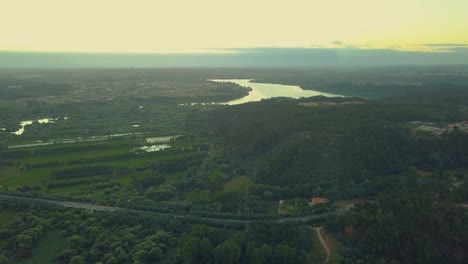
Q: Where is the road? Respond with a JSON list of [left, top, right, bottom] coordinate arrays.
[[0, 194, 335, 226], [0, 194, 119, 212], [313, 226, 331, 264]]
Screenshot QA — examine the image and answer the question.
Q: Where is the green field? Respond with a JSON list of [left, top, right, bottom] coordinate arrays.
[[0, 166, 19, 184], [223, 176, 253, 192], [0, 135, 201, 201]]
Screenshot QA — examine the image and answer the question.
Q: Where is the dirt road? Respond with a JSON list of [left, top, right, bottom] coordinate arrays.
[[313, 226, 331, 264]]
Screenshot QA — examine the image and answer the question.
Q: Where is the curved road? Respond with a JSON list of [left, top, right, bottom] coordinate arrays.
[[0, 194, 119, 212], [0, 194, 337, 226]]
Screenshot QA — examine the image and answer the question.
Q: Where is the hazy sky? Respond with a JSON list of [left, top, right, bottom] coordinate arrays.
[[1, 0, 467, 53]]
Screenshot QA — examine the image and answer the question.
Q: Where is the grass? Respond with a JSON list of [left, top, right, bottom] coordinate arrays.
[[0, 166, 20, 184], [307, 227, 343, 263], [332, 199, 368, 210], [164, 171, 186, 183], [2, 167, 50, 189], [321, 228, 340, 255], [321, 227, 342, 264], [184, 190, 211, 203], [119, 176, 133, 186], [46, 183, 89, 194], [17, 230, 67, 264], [0, 210, 18, 228], [22, 146, 132, 165], [9, 137, 136, 152], [130, 170, 154, 179], [223, 176, 253, 192], [307, 227, 327, 263], [2, 154, 176, 190], [8, 137, 168, 166]]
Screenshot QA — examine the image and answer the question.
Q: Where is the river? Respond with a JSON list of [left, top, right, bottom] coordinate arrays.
[[211, 79, 343, 105]]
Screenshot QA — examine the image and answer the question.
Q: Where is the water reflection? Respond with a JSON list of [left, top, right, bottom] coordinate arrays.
[[211, 79, 343, 105]]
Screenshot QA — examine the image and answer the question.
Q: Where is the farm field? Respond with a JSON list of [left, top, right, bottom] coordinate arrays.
[[1, 134, 204, 202]]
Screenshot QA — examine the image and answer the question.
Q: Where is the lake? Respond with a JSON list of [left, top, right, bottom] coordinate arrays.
[[210, 79, 343, 105]]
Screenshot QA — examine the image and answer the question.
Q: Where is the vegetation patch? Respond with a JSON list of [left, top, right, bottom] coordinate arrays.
[[0, 166, 19, 184], [17, 230, 67, 264], [223, 176, 253, 192], [0, 210, 18, 228], [307, 227, 327, 263]]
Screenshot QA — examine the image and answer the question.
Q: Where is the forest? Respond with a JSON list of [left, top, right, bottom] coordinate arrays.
[[0, 67, 467, 263]]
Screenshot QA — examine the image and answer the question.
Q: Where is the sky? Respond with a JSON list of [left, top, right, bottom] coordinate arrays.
[[1, 0, 468, 67], [1, 0, 468, 53]]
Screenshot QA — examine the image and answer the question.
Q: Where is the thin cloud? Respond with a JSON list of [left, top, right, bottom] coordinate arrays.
[[309, 44, 325, 48], [420, 43, 467, 47], [344, 45, 361, 49], [331, 40, 344, 45], [444, 46, 468, 52]]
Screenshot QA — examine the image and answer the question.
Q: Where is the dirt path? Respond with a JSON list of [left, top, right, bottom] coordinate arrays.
[[313, 226, 330, 264]]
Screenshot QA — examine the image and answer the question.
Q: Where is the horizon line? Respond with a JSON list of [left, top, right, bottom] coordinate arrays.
[[2, 44, 468, 55]]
